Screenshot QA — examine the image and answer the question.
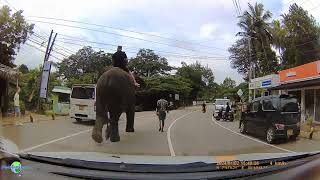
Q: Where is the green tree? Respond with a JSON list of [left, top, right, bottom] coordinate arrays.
[[18, 64, 29, 74], [18, 65, 61, 110], [229, 38, 251, 77], [233, 3, 278, 77], [128, 49, 173, 77], [221, 77, 236, 89], [274, 3, 320, 68], [0, 5, 34, 67], [176, 61, 215, 100], [57, 46, 112, 86], [137, 75, 192, 109]]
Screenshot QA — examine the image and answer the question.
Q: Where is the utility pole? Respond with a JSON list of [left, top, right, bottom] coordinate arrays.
[[37, 30, 58, 112], [248, 37, 252, 102]]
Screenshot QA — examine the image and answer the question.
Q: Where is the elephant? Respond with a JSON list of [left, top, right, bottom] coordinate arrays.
[[92, 67, 136, 143]]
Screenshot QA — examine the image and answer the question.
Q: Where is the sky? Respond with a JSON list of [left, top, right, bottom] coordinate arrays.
[[2, 0, 320, 84]]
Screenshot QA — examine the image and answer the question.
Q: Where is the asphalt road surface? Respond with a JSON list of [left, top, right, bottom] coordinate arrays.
[[1, 105, 320, 156]]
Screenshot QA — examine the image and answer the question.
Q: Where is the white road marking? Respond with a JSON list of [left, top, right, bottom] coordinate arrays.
[[167, 111, 195, 156], [211, 116, 296, 153], [20, 115, 150, 153], [20, 129, 91, 153]]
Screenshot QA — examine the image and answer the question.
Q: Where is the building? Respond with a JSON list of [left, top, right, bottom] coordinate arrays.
[[271, 60, 320, 122], [249, 74, 280, 101], [52, 86, 71, 115], [0, 63, 18, 117]]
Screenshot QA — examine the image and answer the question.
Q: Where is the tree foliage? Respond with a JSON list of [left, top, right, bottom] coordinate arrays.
[[128, 49, 173, 77], [176, 61, 215, 100], [0, 5, 34, 67], [18, 65, 61, 110], [57, 46, 112, 86], [230, 2, 278, 78], [273, 3, 320, 68]]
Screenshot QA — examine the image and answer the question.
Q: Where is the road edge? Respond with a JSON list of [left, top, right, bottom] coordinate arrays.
[[211, 116, 296, 153], [167, 111, 195, 156]]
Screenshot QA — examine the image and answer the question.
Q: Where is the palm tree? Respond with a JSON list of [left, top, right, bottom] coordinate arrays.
[[270, 20, 288, 64], [237, 3, 272, 43], [236, 2, 275, 76]]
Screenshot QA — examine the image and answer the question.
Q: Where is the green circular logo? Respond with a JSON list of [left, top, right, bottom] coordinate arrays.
[[10, 161, 22, 174]]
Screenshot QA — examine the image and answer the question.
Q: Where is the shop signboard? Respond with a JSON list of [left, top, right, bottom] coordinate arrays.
[[261, 79, 272, 87], [279, 60, 320, 83]]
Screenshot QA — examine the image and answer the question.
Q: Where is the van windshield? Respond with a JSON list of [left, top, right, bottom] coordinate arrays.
[[215, 100, 229, 105], [71, 87, 95, 99]]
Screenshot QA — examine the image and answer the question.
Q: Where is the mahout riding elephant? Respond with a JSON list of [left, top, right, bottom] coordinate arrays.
[[92, 67, 136, 142]]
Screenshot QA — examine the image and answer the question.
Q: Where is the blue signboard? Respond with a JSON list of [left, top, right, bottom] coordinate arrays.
[[261, 79, 272, 87]]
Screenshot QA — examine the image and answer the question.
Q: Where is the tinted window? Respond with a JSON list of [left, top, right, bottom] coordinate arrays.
[[71, 87, 95, 99], [262, 99, 276, 111], [251, 101, 260, 112], [280, 98, 299, 112]]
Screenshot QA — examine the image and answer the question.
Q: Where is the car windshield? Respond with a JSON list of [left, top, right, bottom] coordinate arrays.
[[215, 100, 229, 105], [2, 0, 320, 178]]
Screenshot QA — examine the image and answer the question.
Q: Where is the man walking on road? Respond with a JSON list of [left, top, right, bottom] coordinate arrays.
[[156, 97, 169, 132], [14, 87, 22, 126]]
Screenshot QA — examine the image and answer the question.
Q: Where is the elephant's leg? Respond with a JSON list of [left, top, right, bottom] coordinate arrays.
[[92, 97, 108, 143], [126, 105, 135, 132], [108, 108, 122, 142]]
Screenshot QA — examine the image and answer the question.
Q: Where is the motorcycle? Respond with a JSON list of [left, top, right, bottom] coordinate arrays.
[[215, 108, 234, 122]]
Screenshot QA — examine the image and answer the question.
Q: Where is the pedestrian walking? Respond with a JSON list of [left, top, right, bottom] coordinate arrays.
[[156, 98, 169, 132], [14, 87, 23, 126]]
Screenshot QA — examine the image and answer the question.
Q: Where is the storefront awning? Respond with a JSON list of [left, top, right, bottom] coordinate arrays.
[[270, 78, 320, 90]]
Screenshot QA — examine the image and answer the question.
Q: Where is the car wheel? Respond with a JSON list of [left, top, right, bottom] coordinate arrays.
[[266, 127, 275, 144], [75, 118, 82, 122], [240, 121, 246, 134]]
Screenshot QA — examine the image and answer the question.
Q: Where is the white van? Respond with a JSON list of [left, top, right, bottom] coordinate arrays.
[[69, 84, 96, 122], [213, 98, 231, 118]]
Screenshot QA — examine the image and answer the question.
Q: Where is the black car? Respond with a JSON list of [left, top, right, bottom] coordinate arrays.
[[239, 94, 301, 144]]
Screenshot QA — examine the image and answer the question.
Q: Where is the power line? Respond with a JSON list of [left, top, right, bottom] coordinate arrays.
[[56, 40, 229, 60], [284, 0, 296, 6], [28, 16, 227, 49], [236, 0, 242, 14], [232, 0, 241, 16], [24, 42, 62, 61], [56, 35, 228, 58], [28, 20, 228, 55], [1, 0, 18, 11]]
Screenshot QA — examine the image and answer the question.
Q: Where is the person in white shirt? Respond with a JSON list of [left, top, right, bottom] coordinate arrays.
[[156, 98, 169, 132], [14, 87, 22, 126]]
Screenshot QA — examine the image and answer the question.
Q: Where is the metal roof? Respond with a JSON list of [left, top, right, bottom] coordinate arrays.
[[0, 63, 18, 81], [52, 86, 72, 94]]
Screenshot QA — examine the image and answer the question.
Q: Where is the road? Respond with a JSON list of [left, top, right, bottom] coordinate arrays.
[[1, 105, 320, 156]]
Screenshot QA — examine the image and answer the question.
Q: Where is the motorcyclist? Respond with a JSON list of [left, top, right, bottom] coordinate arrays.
[[225, 102, 231, 119], [202, 102, 206, 113]]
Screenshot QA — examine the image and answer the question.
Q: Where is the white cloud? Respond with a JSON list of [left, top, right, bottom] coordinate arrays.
[[7, 0, 278, 84], [200, 23, 219, 39]]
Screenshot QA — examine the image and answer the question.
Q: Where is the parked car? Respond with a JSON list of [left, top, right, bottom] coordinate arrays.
[[69, 84, 96, 122], [239, 94, 300, 144]]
